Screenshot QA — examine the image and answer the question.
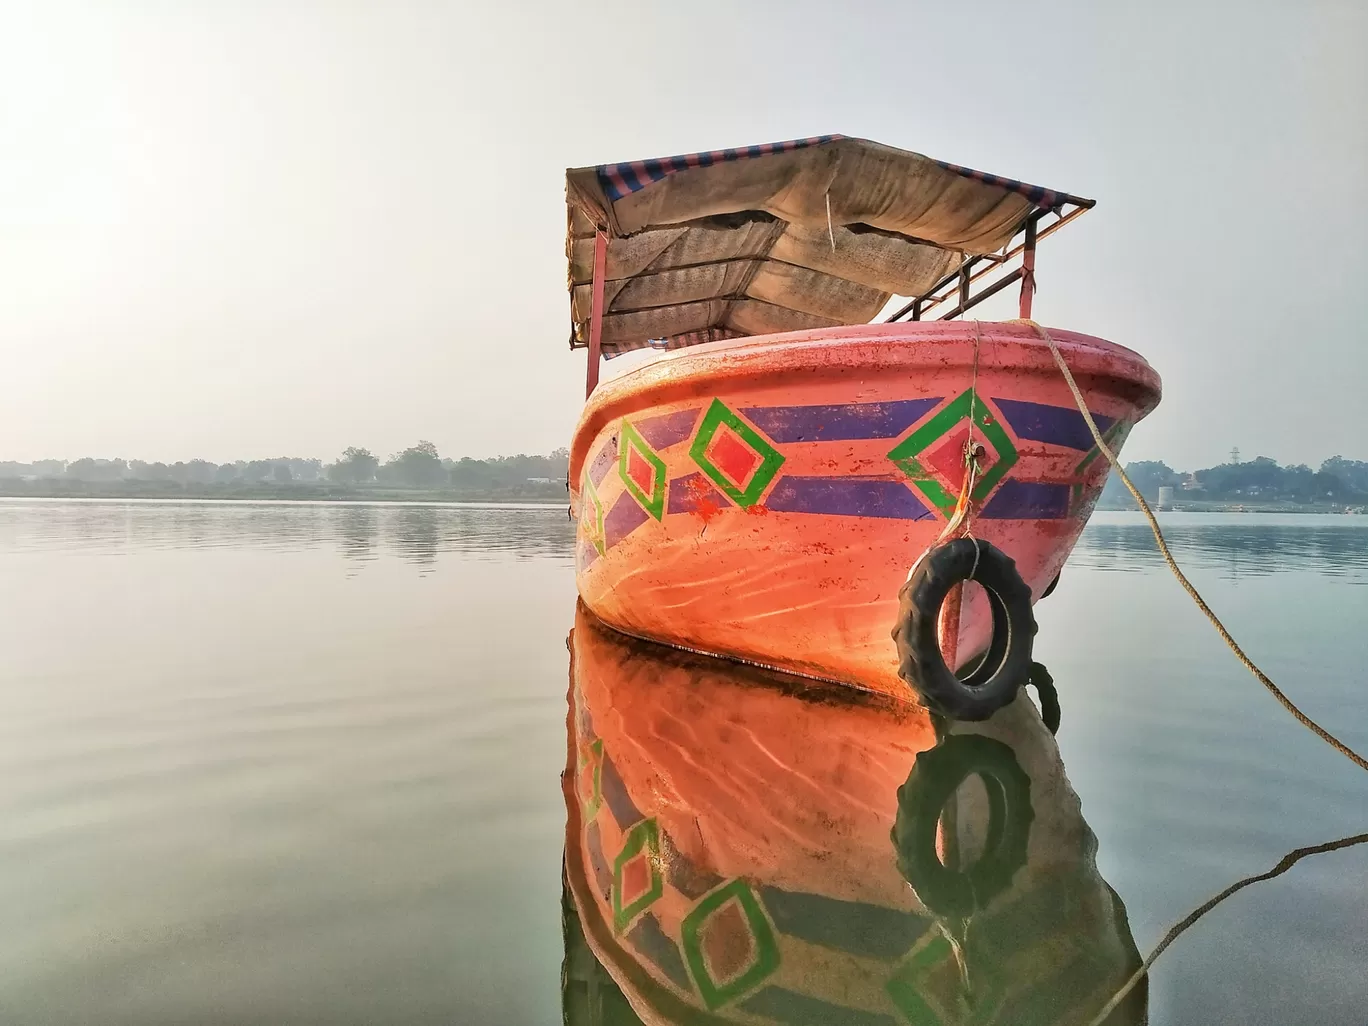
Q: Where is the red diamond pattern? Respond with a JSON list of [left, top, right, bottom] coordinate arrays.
[[921, 425, 1002, 491], [626, 446, 655, 496], [620, 851, 651, 906], [700, 897, 757, 986], [705, 424, 762, 491]]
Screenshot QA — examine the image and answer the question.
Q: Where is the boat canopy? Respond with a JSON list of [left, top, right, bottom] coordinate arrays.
[[566, 136, 1093, 359]]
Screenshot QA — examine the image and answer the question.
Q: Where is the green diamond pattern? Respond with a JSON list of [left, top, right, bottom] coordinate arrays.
[[577, 737, 603, 822], [681, 878, 780, 1010], [618, 420, 668, 520], [611, 818, 663, 933], [689, 399, 786, 508], [1070, 419, 1132, 514], [885, 931, 967, 1025], [886, 389, 1017, 517], [580, 471, 605, 554]]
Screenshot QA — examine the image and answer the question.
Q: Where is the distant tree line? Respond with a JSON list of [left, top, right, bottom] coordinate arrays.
[[0, 443, 571, 499], [0, 456, 325, 485], [1101, 455, 1368, 508], [323, 442, 570, 490]]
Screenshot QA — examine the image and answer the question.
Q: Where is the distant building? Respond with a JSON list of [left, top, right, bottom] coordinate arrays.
[[1157, 485, 1175, 510]]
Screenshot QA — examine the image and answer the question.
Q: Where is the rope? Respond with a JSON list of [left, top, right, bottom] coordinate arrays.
[[1085, 830, 1368, 1026], [910, 327, 985, 578], [960, 321, 985, 556], [966, 321, 983, 458], [1029, 322, 1368, 774]]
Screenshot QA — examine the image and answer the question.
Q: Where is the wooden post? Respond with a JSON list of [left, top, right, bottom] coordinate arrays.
[[585, 230, 607, 399], [1018, 216, 1038, 320]]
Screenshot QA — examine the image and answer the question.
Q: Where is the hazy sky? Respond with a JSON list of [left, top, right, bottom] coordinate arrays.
[[2, 1, 1364, 468]]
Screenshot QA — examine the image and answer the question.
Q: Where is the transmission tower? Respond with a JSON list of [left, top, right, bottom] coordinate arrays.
[[1230, 446, 1241, 464]]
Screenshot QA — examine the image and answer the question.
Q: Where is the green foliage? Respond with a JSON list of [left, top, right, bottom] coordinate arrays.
[[1321, 457, 1368, 494], [1101, 454, 1365, 508], [380, 441, 445, 488], [64, 458, 128, 481], [328, 447, 379, 484]]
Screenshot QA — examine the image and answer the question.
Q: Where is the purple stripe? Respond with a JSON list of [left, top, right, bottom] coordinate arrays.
[[992, 398, 1114, 453], [666, 473, 727, 515], [634, 408, 700, 450], [604, 492, 650, 547], [740, 398, 941, 443], [577, 540, 599, 570], [766, 477, 933, 520], [599, 753, 643, 828], [980, 479, 1071, 519], [586, 822, 612, 896], [625, 915, 691, 991], [588, 436, 618, 486]]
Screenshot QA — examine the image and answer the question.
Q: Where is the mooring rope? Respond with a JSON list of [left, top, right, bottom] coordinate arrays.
[[914, 326, 985, 570], [1084, 830, 1368, 1026], [1030, 322, 1368, 775]]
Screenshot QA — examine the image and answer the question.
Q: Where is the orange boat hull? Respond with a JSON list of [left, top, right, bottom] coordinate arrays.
[[563, 607, 1146, 1024], [569, 321, 1160, 698]]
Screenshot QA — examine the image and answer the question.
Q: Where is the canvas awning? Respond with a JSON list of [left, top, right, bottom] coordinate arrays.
[[565, 136, 1092, 357]]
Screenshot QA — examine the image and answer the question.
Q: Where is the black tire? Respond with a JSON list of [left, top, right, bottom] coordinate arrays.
[[891, 733, 1034, 917], [892, 538, 1036, 721], [1041, 571, 1060, 599], [1027, 661, 1061, 735]]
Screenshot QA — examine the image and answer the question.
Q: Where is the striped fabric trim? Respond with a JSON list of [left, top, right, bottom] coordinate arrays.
[[931, 159, 1074, 210], [598, 135, 843, 203]]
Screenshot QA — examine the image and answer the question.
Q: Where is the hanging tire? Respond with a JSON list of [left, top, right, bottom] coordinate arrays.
[[1041, 571, 1060, 599], [891, 733, 1034, 917], [892, 538, 1035, 721]]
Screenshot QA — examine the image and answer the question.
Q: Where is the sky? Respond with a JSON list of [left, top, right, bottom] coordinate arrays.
[[1, 1, 1364, 469]]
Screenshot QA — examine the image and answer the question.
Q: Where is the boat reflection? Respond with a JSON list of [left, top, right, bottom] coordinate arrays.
[[562, 603, 1145, 1025]]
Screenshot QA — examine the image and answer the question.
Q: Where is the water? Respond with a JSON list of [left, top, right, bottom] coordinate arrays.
[[0, 501, 1363, 1024]]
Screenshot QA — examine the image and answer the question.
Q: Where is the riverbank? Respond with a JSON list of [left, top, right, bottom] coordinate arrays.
[[1098, 498, 1366, 514], [0, 479, 568, 504]]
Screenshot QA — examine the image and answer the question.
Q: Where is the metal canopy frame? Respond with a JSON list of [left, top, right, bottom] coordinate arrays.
[[884, 198, 1094, 323]]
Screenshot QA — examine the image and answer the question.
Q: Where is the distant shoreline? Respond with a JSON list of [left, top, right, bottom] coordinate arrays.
[[1097, 499, 1365, 515], [0, 480, 569, 505]]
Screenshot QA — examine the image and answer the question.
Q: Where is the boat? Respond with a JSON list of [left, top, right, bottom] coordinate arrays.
[[565, 136, 1161, 711], [562, 605, 1146, 1024]]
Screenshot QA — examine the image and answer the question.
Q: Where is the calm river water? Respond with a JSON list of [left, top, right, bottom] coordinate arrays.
[[0, 501, 1363, 1025]]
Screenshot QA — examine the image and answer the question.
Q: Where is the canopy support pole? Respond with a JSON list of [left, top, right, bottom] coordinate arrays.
[[1018, 216, 1038, 319], [585, 230, 607, 399]]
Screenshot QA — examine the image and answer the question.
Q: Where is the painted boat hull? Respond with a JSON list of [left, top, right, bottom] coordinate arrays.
[[570, 321, 1161, 698], [564, 607, 1146, 1024]]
